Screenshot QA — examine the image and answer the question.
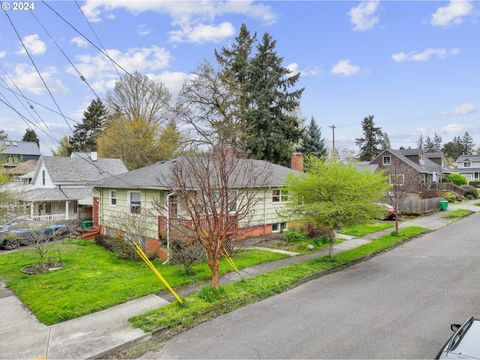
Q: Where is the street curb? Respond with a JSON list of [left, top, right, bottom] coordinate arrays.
[[89, 333, 152, 359]]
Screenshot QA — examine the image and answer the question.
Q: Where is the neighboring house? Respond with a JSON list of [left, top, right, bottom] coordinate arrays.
[[370, 148, 451, 187], [93, 155, 302, 259], [455, 155, 480, 182], [0, 140, 41, 167], [18, 152, 127, 222], [8, 159, 38, 182]]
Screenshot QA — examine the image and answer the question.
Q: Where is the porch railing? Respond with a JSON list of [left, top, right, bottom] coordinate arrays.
[[30, 213, 66, 222]]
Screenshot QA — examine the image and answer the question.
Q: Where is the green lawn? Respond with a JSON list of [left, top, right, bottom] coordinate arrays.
[[474, 202, 480, 207], [339, 222, 394, 237], [442, 209, 473, 219], [0, 240, 287, 325], [130, 226, 427, 333], [257, 237, 344, 253]]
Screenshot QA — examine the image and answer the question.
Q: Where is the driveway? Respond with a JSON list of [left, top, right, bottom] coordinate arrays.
[[142, 213, 480, 359]]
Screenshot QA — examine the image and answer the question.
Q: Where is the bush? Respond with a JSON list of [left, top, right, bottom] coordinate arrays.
[[284, 231, 308, 243], [469, 181, 480, 188], [170, 238, 205, 274], [94, 234, 139, 260], [461, 185, 479, 199], [306, 224, 329, 239], [444, 173, 468, 186], [442, 191, 460, 203]]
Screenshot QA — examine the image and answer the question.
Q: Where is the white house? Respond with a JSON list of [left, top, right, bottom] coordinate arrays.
[[18, 152, 127, 222], [455, 155, 480, 182]]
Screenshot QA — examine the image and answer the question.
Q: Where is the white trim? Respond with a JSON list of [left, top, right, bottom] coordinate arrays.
[[128, 190, 142, 214], [383, 156, 391, 166], [109, 190, 117, 206]]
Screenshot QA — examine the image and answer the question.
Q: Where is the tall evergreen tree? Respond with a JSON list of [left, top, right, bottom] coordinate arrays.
[[22, 128, 39, 146], [0, 129, 8, 141], [299, 117, 327, 157], [242, 33, 304, 166], [462, 131, 475, 155], [433, 133, 443, 152], [215, 23, 256, 86], [355, 115, 383, 161], [423, 136, 436, 152], [70, 98, 108, 152], [417, 134, 425, 151], [380, 131, 391, 150], [442, 136, 464, 160]]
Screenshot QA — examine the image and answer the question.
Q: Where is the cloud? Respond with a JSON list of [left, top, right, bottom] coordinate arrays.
[[148, 71, 196, 99], [0, 51, 5, 59], [443, 103, 478, 116], [431, 0, 473, 27], [440, 122, 477, 134], [169, 22, 235, 44], [8, 64, 67, 95], [15, 34, 46, 56], [286, 63, 322, 78], [392, 48, 460, 62], [71, 36, 89, 48], [348, 0, 380, 31], [81, 0, 276, 24], [331, 59, 361, 76], [137, 24, 151, 36]]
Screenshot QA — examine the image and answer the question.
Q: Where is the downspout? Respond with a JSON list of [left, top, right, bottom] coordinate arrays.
[[164, 191, 176, 264], [263, 189, 267, 234]]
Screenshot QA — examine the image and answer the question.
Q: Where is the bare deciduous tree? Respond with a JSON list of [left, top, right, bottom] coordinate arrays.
[[106, 71, 173, 126], [385, 163, 420, 233]]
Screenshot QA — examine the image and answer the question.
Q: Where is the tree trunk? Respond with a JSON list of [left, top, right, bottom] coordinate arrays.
[[328, 230, 335, 259], [395, 211, 399, 234], [211, 261, 220, 289]]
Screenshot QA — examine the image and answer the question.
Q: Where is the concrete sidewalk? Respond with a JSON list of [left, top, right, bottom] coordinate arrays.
[[0, 203, 474, 359], [0, 287, 168, 360]]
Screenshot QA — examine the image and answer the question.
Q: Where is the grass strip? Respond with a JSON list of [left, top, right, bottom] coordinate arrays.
[[339, 222, 393, 237], [474, 202, 480, 207], [130, 226, 427, 333], [442, 209, 473, 219]]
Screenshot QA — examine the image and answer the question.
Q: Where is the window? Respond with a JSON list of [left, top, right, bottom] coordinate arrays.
[[389, 174, 405, 186], [228, 190, 237, 212], [73, 202, 78, 214], [383, 156, 391, 166], [464, 161, 472, 168], [110, 190, 117, 206], [129, 192, 141, 214], [272, 189, 288, 203], [272, 222, 288, 233], [42, 170, 45, 185], [169, 194, 178, 218]]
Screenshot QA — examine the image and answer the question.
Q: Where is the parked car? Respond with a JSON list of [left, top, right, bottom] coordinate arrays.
[[0, 224, 70, 250], [436, 317, 480, 359], [376, 203, 399, 220]]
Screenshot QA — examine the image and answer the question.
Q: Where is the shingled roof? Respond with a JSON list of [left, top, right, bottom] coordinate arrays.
[[96, 157, 300, 189], [33, 156, 128, 185], [0, 140, 40, 156]]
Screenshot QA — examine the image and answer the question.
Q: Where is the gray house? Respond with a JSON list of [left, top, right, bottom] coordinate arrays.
[[18, 153, 127, 222], [455, 155, 480, 182], [0, 140, 41, 165]]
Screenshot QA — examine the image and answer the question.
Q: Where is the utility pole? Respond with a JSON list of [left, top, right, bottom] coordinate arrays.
[[329, 124, 337, 157]]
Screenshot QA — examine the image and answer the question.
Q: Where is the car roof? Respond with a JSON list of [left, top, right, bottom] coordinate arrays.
[[449, 319, 480, 359]]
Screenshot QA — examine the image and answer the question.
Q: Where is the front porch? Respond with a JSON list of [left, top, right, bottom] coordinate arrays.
[[29, 200, 92, 222]]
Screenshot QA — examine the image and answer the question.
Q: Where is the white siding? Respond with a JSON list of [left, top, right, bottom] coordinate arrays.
[[32, 162, 54, 188]]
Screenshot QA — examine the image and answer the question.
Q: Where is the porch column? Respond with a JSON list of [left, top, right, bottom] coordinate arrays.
[[30, 201, 34, 218], [65, 201, 69, 220]]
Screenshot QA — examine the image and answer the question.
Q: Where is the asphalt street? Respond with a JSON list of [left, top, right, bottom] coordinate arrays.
[[142, 212, 480, 359]]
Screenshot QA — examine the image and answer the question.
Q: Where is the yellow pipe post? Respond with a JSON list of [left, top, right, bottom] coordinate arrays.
[[222, 249, 240, 273], [134, 242, 184, 304]]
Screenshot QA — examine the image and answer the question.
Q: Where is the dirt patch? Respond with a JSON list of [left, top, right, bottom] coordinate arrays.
[[21, 262, 63, 275]]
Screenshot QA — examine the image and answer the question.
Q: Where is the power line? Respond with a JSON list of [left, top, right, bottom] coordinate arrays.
[[73, 0, 122, 78], [41, 0, 176, 114], [29, 10, 101, 100], [329, 124, 337, 157], [2, 3, 75, 133]]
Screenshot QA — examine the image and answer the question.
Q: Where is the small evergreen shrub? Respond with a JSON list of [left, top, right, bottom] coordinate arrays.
[[284, 230, 307, 243], [469, 181, 480, 188], [442, 191, 460, 203], [461, 185, 479, 199], [444, 173, 468, 186]]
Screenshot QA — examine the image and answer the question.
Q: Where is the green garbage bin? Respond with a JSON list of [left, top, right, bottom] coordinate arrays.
[[439, 200, 449, 211], [80, 220, 94, 229]]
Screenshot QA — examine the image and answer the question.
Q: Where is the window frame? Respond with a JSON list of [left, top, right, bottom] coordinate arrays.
[[464, 161, 472, 168], [128, 191, 142, 214], [169, 194, 178, 218], [272, 223, 280, 233], [383, 156, 391, 166], [272, 189, 288, 203], [109, 190, 117, 206], [42, 170, 45, 186], [389, 174, 405, 186]]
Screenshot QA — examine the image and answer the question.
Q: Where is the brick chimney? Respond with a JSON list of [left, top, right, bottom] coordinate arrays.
[[291, 152, 304, 172]]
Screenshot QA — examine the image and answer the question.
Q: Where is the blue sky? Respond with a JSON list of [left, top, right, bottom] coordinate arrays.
[[0, 0, 478, 154]]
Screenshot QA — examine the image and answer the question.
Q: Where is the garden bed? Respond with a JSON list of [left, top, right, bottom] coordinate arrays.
[[0, 239, 287, 325]]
